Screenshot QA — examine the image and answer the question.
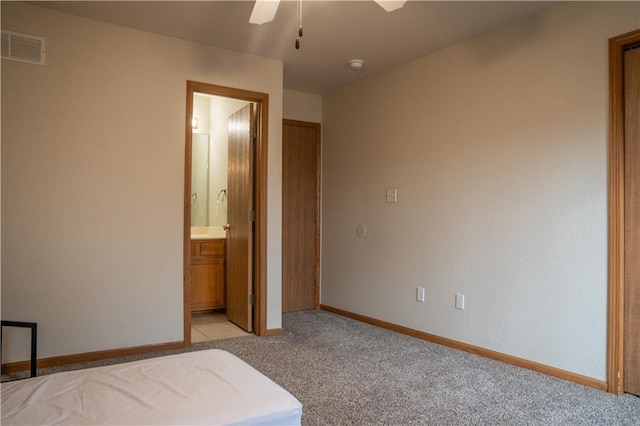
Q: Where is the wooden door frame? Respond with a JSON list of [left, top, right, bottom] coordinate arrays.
[[607, 28, 640, 395], [282, 119, 322, 310], [184, 81, 269, 344]]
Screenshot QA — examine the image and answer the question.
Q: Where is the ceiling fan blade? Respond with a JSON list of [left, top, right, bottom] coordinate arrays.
[[374, 0, 407, 12], [249, 0, 281, 25]]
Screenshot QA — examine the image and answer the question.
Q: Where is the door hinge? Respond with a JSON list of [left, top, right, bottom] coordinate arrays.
[[249, 294, 255, 305], [249, 210, 256, 222], [251, 126, 257, 139]]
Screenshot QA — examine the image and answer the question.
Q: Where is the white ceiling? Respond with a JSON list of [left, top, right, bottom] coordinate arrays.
[[31, 1, 558, 94]]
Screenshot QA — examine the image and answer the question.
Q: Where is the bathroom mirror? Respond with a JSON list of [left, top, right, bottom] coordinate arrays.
[[190, 92, 247, 230], [191, 133, 210, 226]]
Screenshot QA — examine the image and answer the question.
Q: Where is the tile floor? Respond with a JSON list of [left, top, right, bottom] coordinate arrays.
[[191, 311, 250, 342]]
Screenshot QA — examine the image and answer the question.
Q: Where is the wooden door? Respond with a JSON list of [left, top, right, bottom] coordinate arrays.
[[624, 45, 640, 396], [282, 120, 320, 312], [226, 104, 254, 332]]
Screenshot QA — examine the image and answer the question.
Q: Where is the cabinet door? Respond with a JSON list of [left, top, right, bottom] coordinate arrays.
[[191, 258, 225, 311]]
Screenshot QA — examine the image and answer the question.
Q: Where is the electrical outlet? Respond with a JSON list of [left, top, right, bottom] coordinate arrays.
[[416, 287, 425, 302], [455, 293, 465, 310]]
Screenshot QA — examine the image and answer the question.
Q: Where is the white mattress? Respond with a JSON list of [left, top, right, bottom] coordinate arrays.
[[1, 349, 302, 425]]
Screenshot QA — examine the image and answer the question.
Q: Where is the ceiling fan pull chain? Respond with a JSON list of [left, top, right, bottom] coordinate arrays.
[[298, 0, 303, 37], [295, 0, 303, 49]]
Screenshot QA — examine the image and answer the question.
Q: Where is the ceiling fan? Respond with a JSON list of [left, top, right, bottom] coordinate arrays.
[[249, 0, 407, 25], [250, 0, 406, 49]]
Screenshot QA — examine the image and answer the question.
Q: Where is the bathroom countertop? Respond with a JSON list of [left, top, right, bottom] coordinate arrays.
[[190, 226, 227, 240], [191, 234, 226, 240]]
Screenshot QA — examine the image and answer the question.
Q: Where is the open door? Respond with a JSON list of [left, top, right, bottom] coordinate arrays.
[[185, 80, 268, 342], [226, 104, 254, 332]]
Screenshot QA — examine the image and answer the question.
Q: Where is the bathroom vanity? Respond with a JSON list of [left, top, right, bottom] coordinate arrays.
[[190, 229, 226, 312]]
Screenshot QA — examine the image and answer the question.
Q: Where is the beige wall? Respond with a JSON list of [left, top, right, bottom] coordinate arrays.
[[1, 2, 283, 361], [321, 1, 639, 381], [283, 89, 323, 123]]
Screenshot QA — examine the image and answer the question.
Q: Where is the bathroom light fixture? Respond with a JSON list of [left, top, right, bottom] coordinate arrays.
[[348, 59, 365, 70], [191, 117, 198, 129]]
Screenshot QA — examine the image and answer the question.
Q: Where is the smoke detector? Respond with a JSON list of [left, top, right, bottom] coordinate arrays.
[[348, 59, 365, 70]]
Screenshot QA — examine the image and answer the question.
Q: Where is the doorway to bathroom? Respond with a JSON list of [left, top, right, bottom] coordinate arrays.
[[184, 81, 269, 344]]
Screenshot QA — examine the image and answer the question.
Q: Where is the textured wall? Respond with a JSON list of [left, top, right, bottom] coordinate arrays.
[[283, 90, 323, 123], [321, 2, 639, 380], [1, 2, 283, 361]]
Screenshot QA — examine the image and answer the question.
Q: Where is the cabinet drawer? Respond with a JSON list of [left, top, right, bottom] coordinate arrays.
[[191, 239, 226, 258]]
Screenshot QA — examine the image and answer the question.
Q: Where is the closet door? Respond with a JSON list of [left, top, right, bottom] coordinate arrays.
[[282, 119, 321, 312]]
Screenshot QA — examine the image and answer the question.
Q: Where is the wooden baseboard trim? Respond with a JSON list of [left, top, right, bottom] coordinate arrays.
[[264, 327, 283, 336], [320, 304, 607, 392], [2, 340, 185, 374]]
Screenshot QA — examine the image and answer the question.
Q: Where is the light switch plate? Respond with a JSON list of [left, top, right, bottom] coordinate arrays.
[[455, 293, 465, 310], [386, 188, 397, 203]]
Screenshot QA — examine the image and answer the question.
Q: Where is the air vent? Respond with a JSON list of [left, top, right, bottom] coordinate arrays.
[[1, 30, 45, 65]]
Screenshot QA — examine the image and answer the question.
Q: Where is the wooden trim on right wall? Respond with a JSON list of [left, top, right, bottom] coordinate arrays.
[[321, 305, 607, 391], [608, 28, 640, 395]]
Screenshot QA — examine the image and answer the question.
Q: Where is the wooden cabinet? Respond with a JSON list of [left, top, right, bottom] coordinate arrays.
[[191, 239, 226, 312]]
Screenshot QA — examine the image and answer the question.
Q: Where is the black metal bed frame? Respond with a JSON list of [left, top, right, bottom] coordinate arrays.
[[1, 320, 38, 378]]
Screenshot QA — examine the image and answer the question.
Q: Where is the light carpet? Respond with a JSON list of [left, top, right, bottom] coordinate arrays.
[[4, 310, 640, 425]]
